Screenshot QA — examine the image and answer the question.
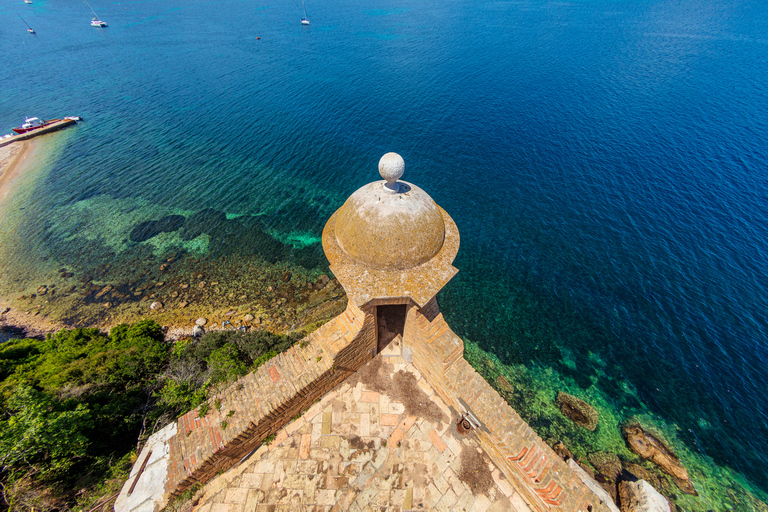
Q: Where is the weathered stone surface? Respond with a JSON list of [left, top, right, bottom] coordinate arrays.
[[568, 458, 620, 512], [556, 391, 599, 431], [589, 451, 622, 481], [193, 325, 205, 337], [195, 317, 208, 326], [622, 424, 694, 494], [553, 440, 574, 461], [243, 314, 254, 322], [619, 479, 672, 512], [150, 301, 163, 310]]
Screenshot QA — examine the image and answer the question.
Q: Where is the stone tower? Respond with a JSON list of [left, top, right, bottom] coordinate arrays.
[[321, 152, 462, 366], [116, 153, 613, 512]]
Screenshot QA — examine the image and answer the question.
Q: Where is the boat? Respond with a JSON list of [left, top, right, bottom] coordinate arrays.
[[12, 117, 49, 134], [18, 14, 35, 33], [85, 0, 107, 27], [301, 0, 309, 25], [24, 0, 33, 4]]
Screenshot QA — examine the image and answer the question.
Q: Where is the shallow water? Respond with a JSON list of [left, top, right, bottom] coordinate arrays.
[[2, 0, 768, 504]]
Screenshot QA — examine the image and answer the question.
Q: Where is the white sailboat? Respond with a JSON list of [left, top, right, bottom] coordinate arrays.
[[18, 14, 35, 33], [301, 0, 310, 25], [84, 0, 107, 27]]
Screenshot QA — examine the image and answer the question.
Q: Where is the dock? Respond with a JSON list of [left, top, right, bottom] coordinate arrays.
[[0, 118, 79, 148]]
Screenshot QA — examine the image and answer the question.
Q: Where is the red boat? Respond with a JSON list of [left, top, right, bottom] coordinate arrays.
[[12, 117, 59, 134]]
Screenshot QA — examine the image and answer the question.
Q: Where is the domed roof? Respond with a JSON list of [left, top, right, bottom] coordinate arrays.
[[332, 153, 446, 271]]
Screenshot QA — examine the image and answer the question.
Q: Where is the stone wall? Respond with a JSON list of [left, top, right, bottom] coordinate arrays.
[[403, 299, 615, 512], [160, 300, 377, 503]]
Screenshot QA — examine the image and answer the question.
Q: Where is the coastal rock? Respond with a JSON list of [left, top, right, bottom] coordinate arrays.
[[195, 317, 208, 326], [567, 459, 620, 512], [552, 441, 574, 461], [243, 314, 254, 322], [622, 424, 693, 492], [95, 285, 113, 298], [589, 451, 622, 481], [150, 301, 163, 310], [556, 391, 599, 431], [178, 301, 188, 308], [160, 264, 170, 271], [171, 291, 179, 298], [1, 307, 10, 315], [318, 274, 329, 285], [192, 325, 205, 337], [282, 271, 292, 282], [60, 271, 74, 278], [618, 479, 671, 512], [37, 285, 48, 296], [198, 281, 206, 289]]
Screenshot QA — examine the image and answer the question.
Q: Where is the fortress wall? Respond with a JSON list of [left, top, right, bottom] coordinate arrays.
[[404, 299, 615, 512], [158, 301, 377, 504]]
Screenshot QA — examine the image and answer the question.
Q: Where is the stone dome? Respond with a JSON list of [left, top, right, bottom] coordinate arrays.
[[333, 154, 446, 271]]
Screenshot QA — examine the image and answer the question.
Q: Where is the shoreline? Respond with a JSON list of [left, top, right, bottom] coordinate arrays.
[[0, 139, 36, 208], [0, 139, 66, 341]]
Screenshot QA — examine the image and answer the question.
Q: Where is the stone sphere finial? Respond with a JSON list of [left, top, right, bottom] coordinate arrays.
[[379, 152, 405, 192]]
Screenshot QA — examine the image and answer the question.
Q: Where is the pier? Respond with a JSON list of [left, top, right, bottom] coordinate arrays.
[[0, 118, 79, 148]]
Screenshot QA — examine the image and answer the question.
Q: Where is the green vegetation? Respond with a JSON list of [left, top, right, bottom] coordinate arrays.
[[0, 321, 302, 511]]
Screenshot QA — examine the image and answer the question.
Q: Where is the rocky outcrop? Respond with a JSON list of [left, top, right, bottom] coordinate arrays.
[[619, 479, 671, 512], [552, 440, 574, 461], [568, 459, 620, 512], [589, 451, 622, 481], [622, 424, 696, 495], [556, 391, 599, 431]]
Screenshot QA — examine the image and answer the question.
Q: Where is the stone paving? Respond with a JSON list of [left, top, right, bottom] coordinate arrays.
[[190, 337, 533, 512]]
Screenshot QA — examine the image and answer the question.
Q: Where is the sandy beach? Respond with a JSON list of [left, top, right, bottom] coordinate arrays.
[[0, 139, 34, 207], [0, 139, 68, 340]]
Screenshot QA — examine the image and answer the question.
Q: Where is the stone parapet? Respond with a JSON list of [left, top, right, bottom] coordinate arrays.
[[116, 301, 376, 512], [404, 299, 616, 512]]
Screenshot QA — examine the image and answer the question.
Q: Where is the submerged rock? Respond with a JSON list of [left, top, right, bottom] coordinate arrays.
[[129, 215, 186, 243], [150, 301, 163, 310], [618, 479, 672, 512], [556, 391, 599, 431], [622, 424, 695, 495], [552, 441, 574, 461]]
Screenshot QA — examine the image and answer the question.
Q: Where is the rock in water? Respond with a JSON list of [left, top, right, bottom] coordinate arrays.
[[192, 325, 205, 337], [195, 317, 207, 326], [588, 451, 622, 481], [622, 424, 694, 494], [556, 391, 599, 431], [619, 479, 672, 512], [567, 459, 620, 512], [150, 301, 163, 310]]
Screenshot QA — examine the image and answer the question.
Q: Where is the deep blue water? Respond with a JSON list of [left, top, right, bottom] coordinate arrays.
[[2, 0, 768, 499]]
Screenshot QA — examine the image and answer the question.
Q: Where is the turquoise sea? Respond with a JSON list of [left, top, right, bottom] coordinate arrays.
[[2, 0, 768, 507]]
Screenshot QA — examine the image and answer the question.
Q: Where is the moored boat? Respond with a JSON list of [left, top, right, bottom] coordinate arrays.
[[12, 117, 60, 134]]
